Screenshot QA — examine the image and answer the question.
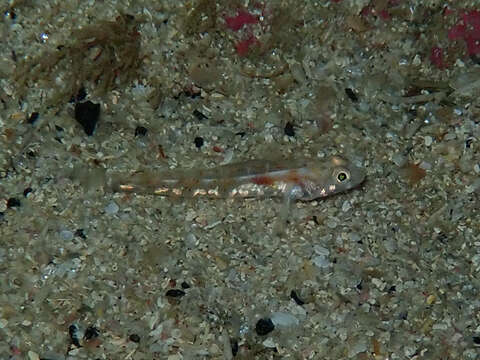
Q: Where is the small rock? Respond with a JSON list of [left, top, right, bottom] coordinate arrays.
[[27, 351, 39, 360], [27, 112, 39, 124], [74, 101, 100, 136], [59, 230, 74, 241], [194, 136, 204, 148], [74, 229, 87, 239], [184, 233, 197, 248], [262, 337, 276, 348], [313, 245, 330, 256], [0, 318, 8, 328], [23, 187, 33, 197], [105, 201, 119, 215], [326, 219, 337, 229], [392, 152, 407, 167], [255, 318, 274, 336], [6, 197, 20, 208], [135, 126, 148, 137], [342, 200, 351, 212], [231, 338, 239, 356], [348, 338, 368, 357], [290, 290, 305, 306], [419, 161, 431, 171], [84, 326, 100, 340], [165, 289, 186, 298], [129, 333, 141, 343], [71, 87, 87, 102], [312, 255, 330, 268], [345, 88, 358, 102], [473, 336, 480, 346], [193, 109, 208, 121], [424, 136, 433, 146], [349, 232, 361, 242], [69, 324, 81, 347], [444, 132, 456, 140], [270, 312, 299, 328], [284, 122, 295, 137]]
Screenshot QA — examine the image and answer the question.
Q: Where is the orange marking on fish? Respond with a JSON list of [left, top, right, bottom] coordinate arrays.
[[285, 170, 302, 185], [251, 175, 275, 186]]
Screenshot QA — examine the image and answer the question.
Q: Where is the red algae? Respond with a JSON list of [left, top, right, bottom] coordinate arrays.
[[448, 9, 480, 56], [401, 163, 426, 185], [235, 34, 258, 56], [225, 10, 258, 31], [430, 47, 446, 69]]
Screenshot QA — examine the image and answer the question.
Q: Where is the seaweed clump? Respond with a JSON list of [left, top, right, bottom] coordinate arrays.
[[14, 14, 143, 106]]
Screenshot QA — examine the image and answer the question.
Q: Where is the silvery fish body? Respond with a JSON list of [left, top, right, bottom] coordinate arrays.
[[110, 155, 365, 201]]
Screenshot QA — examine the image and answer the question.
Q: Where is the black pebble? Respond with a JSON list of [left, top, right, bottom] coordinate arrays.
[[76, 87, 87, 102], [129, 333, 141, 343], [194, 136, 204, 148], [284, 122, 295, 137], [75, 229, 87, 239], [399, 311, 408, 320], [345, 88, 358, 102], [84, 326, 100, 340], [356, 280, 363, 290], [135, 126, 148, 137], [183, 90, 201, 99], [181, 281, 191, 289], [290, 290, 305, 306], [68, 324, 81, 347], [193, 109, 208, 121], [23, 187, 33, 197], [74, 101, 100, 136], [473, 336, 480, 345], [70, 87, 87, 103], [471, 53, 480, 66], [255, 318, 274, 336], [231, 338, 239, 356], [5, 9, 16, 20], [6, 197, 20, 208], [165, 289, 186, 298], [27, 112, 39, 124]]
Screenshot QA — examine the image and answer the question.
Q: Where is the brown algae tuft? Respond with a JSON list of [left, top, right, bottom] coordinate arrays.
[[14, 14, 143, 105]]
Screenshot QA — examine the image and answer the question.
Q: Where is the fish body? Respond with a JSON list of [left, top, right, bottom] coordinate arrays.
[[111, 155, 365, 201]]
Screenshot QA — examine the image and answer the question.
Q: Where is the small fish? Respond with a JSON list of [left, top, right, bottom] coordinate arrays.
[[109, 155, 365, 202]]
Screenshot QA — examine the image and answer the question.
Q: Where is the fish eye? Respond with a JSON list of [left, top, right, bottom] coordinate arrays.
[[336, 169, 350, 183]]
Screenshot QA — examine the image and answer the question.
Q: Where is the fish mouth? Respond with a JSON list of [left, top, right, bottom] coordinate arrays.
[[349, 165, 366, 189]]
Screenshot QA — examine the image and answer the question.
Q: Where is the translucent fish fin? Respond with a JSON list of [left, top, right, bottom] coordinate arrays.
[[273, 185, 302, 235]]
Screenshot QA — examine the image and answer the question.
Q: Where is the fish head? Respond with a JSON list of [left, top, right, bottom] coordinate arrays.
[[301, 156, 365, 200]]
